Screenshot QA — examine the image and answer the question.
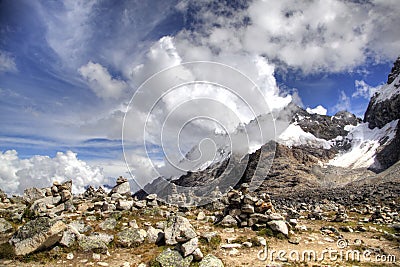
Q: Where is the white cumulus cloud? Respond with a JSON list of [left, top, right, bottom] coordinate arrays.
[[0, 150, 105, 195], [79, 61, 127, 99]]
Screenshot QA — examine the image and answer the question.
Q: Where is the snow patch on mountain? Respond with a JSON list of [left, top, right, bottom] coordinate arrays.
[[328, 119, 399, 169], [278, 123, 332, 149], [306, 105, 327, 115], [375, 74, 400, 103]]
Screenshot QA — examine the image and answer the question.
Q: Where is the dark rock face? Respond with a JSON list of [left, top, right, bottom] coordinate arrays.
[[363, 56, 400, 170], [387, 56, 400, 85], [364, 56, 400, 129], [285, 103, 360, 141], [364, 94, 400, 129]]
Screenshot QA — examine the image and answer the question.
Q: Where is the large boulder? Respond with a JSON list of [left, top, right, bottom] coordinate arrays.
[[9, 217, 66, 255], [164, 215, 197, 245]]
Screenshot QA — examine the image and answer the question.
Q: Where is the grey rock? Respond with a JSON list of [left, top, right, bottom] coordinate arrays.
[[116, 199, 134, 211], [109, 182, 131, 197], [249, 213, 270, 223], [146, 194, 157, 201], [30, 196, 61, 214], [78, 236, 108, 254], [134, 200, 147, 209], [164, 215, 197, 245], [90, 232, 114, 244], [99, 218, 117, 231], [0, 218, 13, 234], [146, 226, 164, 244], [288, 236, 301, 244], [10, 217, 66, 255], [219, 215, 237, 227], [267, 213, 284, 221], [60, 190, 72, 202], [197, 211, 206, 221], [23, 187, 46, 204], [155, 248, 193, 267], [267, 220, 289, 236], [60, 230, 76, 247], [178, 237, 199, 257], [192, 247, 204, 261], [116, 228, 146, 247], [199, 254, 224, 267], [155, 221, 166, 230], [241, 204, 255, 214]]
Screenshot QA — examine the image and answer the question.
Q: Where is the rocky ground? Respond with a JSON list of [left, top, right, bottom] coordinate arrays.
[[0, 177, 399, 267]]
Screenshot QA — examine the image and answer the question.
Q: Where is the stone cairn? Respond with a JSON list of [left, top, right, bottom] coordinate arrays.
[[217, 183, 289, 236], [23, 180, 74, 218]]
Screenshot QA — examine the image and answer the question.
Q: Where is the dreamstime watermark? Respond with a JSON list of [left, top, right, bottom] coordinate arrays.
[[122, 61, 278, 207], [257, 239, 396, 264]]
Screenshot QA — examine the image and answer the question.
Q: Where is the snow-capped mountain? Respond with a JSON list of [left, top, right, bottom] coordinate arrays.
[[137, 56, 400, 199]]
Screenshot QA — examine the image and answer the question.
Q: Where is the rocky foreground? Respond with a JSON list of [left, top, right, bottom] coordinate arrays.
[[0, 176, 399, 267]]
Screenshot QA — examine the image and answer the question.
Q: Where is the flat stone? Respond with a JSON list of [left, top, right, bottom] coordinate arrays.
[[241, 204, 255, 214], [220, 243, 242, 249]]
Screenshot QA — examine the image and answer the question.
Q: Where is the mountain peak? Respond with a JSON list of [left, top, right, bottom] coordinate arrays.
[[387, 56, 400, 84]]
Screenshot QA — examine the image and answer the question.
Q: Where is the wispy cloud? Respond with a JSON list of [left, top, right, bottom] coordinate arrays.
[[0, 50, 17, 73]]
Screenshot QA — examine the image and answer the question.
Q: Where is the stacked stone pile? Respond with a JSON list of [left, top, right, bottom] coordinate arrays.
[[216, 183, 289, 236]]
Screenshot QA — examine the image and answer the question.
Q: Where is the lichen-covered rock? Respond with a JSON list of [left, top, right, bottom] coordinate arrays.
[[0, 218, 13, 234], [30, 196, 61, 214], [10, 217, 66, 255], [116, 228, 146, 247], [78, 236, 108, 254], [155, 248, 193, 267], [99, 218, 117, 231], [199, 254, 224, 267], [23, 187, 46, 204], [164, 215, 197, 245]]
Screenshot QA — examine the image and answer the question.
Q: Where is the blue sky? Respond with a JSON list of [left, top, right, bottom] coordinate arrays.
[[0, 0, 399, 194]]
